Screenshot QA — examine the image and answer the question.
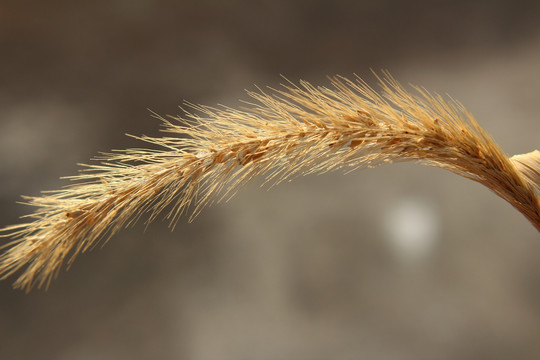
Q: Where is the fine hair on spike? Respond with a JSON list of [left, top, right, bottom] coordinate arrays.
[[1, 72, 539, 291]]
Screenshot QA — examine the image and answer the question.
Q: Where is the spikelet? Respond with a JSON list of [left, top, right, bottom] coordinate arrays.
[[1, 72, 539, 291]]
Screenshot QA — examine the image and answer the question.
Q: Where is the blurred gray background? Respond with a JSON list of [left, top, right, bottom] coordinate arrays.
[[1, 1, 540, 359]]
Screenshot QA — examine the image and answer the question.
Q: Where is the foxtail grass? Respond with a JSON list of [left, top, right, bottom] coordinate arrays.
[[1, 72, 539, 291]]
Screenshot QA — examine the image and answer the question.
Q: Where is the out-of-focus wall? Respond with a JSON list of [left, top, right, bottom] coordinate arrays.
[[1, 1, 539, 359]]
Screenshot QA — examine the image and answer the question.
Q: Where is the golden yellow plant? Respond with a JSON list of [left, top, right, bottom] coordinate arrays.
[[1, 73, 539, 291]]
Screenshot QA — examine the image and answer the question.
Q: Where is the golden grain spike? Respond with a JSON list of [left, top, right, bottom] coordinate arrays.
[[1, 73, 539, 291]]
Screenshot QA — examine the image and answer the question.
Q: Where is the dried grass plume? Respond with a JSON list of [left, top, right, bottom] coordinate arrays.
[[1, 72, 539, 291]]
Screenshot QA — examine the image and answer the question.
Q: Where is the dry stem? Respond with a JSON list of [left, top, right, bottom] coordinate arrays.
[[1, 72, 539, 291]]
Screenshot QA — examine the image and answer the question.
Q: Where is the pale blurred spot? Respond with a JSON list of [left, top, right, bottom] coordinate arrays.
[[383, 197, 440, 263]]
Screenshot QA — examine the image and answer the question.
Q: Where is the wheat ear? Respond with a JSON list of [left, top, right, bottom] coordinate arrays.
[[1, 73, 539, 291]]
